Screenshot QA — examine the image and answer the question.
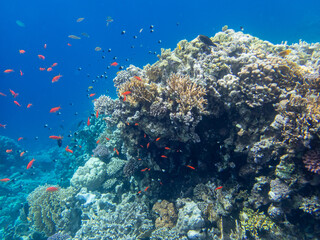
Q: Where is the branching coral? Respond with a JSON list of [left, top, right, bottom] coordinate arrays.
[[167, 74, 208, 114], [299, 196, 320, 219], [94, 95, 117, 115], [117, 78, 159, 107], [27, 185, 77, 236], [239, 207, 278, 239]]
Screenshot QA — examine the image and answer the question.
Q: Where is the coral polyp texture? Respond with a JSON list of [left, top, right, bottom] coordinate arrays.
[[302, 149, 320, 174], [18, 29, 320, 239]]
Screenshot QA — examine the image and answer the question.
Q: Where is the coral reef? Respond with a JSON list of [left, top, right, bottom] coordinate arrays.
[[12, 29, 320, 240]]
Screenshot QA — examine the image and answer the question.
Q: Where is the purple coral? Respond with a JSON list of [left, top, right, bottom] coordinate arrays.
[[303, 149, 320, 174]]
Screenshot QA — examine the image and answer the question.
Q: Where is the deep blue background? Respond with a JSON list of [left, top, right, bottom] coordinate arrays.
[[1, 0, 320, 150]]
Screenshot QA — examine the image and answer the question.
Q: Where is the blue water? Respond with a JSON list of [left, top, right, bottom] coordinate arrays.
[[1, 0, 320, 151]]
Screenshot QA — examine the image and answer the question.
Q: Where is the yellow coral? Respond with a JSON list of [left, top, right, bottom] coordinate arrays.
[[117, 78, 159, 107], [167, 74, 208, 114], [240, 207, 277, 239], [152, 200, 177, 229]]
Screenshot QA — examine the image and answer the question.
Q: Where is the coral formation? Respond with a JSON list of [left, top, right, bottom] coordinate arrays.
[[70, 157, 107, 191], [302, 149, 320, 174], [152, 200, 177, 229], [27, 185, 78, 237], [239, 207, 278, 239]]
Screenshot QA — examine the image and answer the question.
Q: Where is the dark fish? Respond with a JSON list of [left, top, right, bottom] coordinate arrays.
[[198, 35, 217, 47], [240, 26, 244, 31], [57, 139, 62, 147]]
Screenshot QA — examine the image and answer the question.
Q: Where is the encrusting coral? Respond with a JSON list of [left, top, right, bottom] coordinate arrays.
[[152, 200, 177, 229]]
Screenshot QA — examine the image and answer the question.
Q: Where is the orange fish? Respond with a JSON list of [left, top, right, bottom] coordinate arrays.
[[96, 139, 100, 144], [20, 70, 23, 76], [215, 186, 223, 191], [110, 62, 118, 66], [9, 89, 19, 98], [0, 92, 7, 96], [114, 148, 119, 155], [38, 55, 45, 60], [44, 44, 47, 49], [123, 96, 126, 101], [18, 137, 23, 141], [134, 76, 141, 81], [19, 50, 25, 54], [156, 137, 161, 141], [137, 190, 142, 195], [144, 186, 150, 192], [0, 178, 10, 182], [105, 137, 110, 141], [52, 74, 62, 83], [89, 93, 96, 97], [6, 149, 12, 153], [138, 158, 142, 161], [140, 145, 144, 148], [164, 147, 171, 150], [50, 106, 61, 113], [46, 186, 59, 192], [87, 117, 90, 126], [65, 146, 73, 153], [0, 124, 6, 128], [4, 69, 14, 73], [141, 168, 149, 172], [51, 63, 58, 67], [67, 43, 72, 46], [161, 155, 167, 158], [121, 91, 132, 96], [20, 151, 25, 157], [186, 165, 195, 170], [27, 103, 32, 108], [96, 110, 99, 118], [14, 101, 21, 107], [135, 123, 139, 126], [39, 67, 46, 71], [144, 133, 146, 138], [27, 158, 35, 169], [147, 143, 150, 149], [47, 67, 53, 72], [49, 135, 62, 140]]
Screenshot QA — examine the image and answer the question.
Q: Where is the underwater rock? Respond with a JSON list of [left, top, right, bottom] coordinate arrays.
[[268, 178, 291, 202], [70, 157, 107, 191], [175, 199, 205, 235], [75, 190, 96, 207]]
